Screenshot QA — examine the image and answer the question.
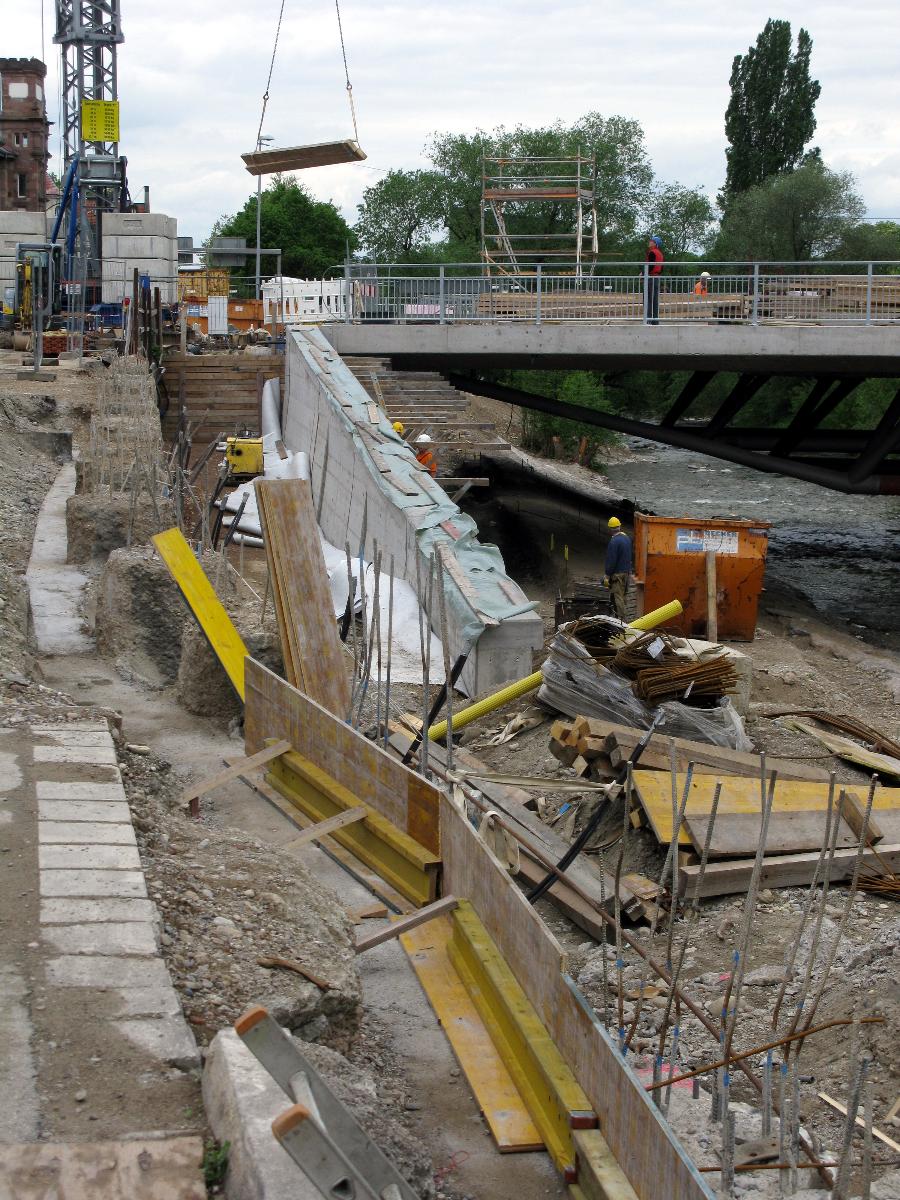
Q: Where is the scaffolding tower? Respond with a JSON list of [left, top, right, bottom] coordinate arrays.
[[480, 152, 598, 277]]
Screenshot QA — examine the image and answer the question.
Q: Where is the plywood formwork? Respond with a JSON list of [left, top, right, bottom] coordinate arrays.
[[161, 352, 284, 444], [255, 478, 351, 717], [244, 659, 441, 854]]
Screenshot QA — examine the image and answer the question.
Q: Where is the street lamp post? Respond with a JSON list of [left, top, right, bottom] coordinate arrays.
[[255, 134, 274, 301]]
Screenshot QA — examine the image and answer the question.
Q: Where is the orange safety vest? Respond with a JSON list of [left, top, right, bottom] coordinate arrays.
[[694, 280, 708, 296], [416, 448, 437, 477]]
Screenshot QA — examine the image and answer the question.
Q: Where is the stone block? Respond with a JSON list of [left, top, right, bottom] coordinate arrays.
[[38, 800, 132, 823], [38, 820, 137, 845], [42, 921, 157, 956], [37, 780, 127, 801], [39, 843, 141, 871], [114, 1017, 199, 1070], [40, 869, 148, 898], [110, 985, 183, 1017], [45, 954, 171, 989], [40, 897, 157, 924], [34, 743, 119, 765]]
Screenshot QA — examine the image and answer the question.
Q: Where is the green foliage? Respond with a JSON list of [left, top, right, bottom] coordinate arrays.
[[835, 221, 900, 265], [202, 1139, 230, 1189], [643, 183, 716, 257], [213, 176, 355, 288], [355, 169, 447, 260], [714, 160, 865, 261], [722, 19, 821, 205], [502, 369, 619, 462]]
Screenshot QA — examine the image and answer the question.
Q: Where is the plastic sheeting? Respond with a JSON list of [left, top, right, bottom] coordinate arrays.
[[538, 629, 751, 751]]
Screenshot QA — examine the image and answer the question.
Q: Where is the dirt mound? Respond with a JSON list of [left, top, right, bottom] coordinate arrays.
[[95, 546, 187, 687], [66, 492, 175, 563]]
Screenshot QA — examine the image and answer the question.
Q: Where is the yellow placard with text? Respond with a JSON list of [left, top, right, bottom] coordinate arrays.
[[80, 100, 119, 143]]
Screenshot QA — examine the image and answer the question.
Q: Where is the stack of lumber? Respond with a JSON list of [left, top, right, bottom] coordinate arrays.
[[255, 478, 351, 717], [549, 716, 832, 784], [629, 768, 900, 899]]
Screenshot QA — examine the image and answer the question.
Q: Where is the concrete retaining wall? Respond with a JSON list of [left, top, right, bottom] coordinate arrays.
[[281, 328, 542, 694]]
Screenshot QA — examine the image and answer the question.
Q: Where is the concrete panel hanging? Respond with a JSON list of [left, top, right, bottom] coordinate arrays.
[[241, 139, 366, 176]]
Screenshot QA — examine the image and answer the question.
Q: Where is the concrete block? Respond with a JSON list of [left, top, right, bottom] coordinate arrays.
[[110, 985, 183, 1017], [37, 780, 126, 801], [38, 820, 137, 845], [114, 1017, 199, 1070], [34, 743, 119, 765], [40, 897, 157, 924], [31, 721, 109, 734], [38, 843, 141, 871], [203, 1029, 322, 1200], [45, 954, 171, 989], [35, 730, 112, 746], [40, 869, 148, 898], [38, 799, 132, 822], [42, 921, 158, 956]]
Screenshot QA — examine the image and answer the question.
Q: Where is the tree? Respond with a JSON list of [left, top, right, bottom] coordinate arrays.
[[835, 221, 900, 265], [213, 176, 355, 285], [355, 169, 447, 261], [715, 159, 865, 261], [643, 183, 716, 257], [722, 19, 821, 205]]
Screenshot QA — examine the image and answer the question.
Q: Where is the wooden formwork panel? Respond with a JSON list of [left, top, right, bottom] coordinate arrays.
[[244, 659, 441, 854], [161, 353, 283, 442], [255, 478, 351, 717]]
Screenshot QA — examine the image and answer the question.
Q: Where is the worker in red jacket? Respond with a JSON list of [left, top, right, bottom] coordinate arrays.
[[645, 235, 664, 324]]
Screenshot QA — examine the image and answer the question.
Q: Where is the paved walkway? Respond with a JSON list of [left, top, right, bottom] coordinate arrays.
[[25, 462, 90, 656]]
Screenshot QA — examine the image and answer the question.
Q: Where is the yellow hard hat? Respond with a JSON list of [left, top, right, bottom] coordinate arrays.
[[392, 421, 405, 435], [608, 516, 621, 529]]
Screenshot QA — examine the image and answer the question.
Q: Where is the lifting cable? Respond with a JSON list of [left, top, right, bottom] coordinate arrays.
[[255, 0, 287, 151], [334, 0, 360, 142]]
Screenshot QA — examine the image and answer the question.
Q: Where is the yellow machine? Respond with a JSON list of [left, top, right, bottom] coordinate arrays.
[[224, 436, 264, 481]]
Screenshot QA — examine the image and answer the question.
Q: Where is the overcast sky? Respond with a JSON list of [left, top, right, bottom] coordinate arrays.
[[15, 0, 900, 243]]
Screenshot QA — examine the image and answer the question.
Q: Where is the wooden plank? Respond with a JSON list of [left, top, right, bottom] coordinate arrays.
[[183, 738, 291, 816], [839, 790, 885, 843], [354, 895, 458, 953], [282, 805, 367, 850], [817, 1092, 900, 1153], [400, 916, 544, 1154], [682, 810, 858, 858], [633, 772, 900, 847], [256, 479, 351, 717], [679, 843, 900, 898], [151, 528, 248, 701], [705, 551, 717, 642], [785, 719, 900, 780], [0, 1136, 205, 1199]]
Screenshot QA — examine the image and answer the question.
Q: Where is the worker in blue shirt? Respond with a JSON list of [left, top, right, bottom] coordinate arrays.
[[603, 516, 632, 621]]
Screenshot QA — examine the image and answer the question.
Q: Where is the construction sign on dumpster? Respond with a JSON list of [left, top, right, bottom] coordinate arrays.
[[675, 528, 739, 555]]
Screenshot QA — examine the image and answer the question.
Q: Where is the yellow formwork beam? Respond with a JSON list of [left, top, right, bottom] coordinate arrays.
[[152, 528, 248, 701], [267, 751, 441, 907], [447, 900, 594, 1181]]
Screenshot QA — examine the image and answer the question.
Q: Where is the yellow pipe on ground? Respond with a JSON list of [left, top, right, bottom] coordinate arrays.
[[428, 598, 683, 742]]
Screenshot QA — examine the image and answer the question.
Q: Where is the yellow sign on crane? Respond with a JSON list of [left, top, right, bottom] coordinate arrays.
[[80, 100, 120, 143]]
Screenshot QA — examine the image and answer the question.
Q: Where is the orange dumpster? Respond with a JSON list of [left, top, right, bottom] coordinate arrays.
[[633, 513, 770, 641]]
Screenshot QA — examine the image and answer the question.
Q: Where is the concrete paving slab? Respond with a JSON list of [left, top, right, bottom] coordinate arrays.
[[38, 800, 132, 822], [109, 985, 184, 1018], [40, 897, 157, 924], [0, 1135, 206, 1197], [31, 722, 110, 734], [114, 1017, 200, 1070], [46, 954, 171, 989], [42, 921, 158, 957], [33, 730, 114, 746], [0, 965, 39, 1142], [203, 1029, 322, 1200], [25, 463, 91, 656], [38, 843, 141, 871], [37, 780, 126, 801], [38, 820, 137, 845], [34, 744, 119, 765], [40, 869, 148, 898]]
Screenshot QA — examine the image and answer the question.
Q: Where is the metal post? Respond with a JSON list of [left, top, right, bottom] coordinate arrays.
[[439, 265, 446, 324], [344, 257, 352, 323], [866, 262, 873, 325], [255, 168, 262, 301], [536, 263, 542, 325], [642, 262, 649, 325], [32, 261, 43, 371], [751, 263, 760, 326]]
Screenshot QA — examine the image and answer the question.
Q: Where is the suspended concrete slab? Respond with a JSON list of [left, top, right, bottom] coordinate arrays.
[[242, 140, 366, 176]]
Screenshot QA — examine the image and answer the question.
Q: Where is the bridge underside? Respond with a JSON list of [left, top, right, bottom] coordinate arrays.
[[322, 324, 900, 495]]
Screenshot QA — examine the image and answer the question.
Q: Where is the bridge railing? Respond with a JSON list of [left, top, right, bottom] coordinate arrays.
[[331, 261, 900, 325]]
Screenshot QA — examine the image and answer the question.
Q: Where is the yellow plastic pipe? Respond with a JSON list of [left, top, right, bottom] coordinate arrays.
[[427, 598, 683, 741]]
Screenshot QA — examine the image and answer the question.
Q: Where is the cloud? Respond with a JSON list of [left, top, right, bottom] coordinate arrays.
[[14, 0, 900, 239]]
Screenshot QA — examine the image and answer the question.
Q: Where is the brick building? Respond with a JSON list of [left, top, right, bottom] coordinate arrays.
[[0, 58, 50, 211]]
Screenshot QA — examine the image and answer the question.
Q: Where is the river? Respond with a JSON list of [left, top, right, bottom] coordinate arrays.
[[603, 439, 900, 648]]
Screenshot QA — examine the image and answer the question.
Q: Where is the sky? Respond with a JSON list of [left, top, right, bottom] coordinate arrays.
[[12, 0, 900, 243]]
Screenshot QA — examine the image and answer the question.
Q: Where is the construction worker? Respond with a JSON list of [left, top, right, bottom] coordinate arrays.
[[694, 270, 711, 296], [603, 516, 632, 622], [645, 235, 664, 324], [415, 432, 437, 477]]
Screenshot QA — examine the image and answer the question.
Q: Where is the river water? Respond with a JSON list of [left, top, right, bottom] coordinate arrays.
[[603, 440, 900, 648]]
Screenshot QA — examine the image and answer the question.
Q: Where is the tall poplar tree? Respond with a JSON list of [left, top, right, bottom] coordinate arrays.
[[721, 19, 821, 205]]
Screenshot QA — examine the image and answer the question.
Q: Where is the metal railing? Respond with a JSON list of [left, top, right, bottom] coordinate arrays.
[[330, 261, 900, 326]]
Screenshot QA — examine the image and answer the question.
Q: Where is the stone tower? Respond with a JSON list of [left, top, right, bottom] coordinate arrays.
[[0, 58, 50, 212]]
